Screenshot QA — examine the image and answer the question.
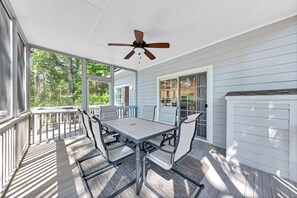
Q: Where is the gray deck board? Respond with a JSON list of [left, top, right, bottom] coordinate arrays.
[[261, 171, 273, 198], [253, 167, 263, 198], [4, 135, 297, 198]]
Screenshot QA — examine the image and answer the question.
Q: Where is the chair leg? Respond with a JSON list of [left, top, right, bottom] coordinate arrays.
[[76, 151, 101, 177], [171, 168, 204, 197], [142, 156, 163, 197], [84, 163, 115, 180], [82, 178, 94, 198], [142, 156, 147, 183]]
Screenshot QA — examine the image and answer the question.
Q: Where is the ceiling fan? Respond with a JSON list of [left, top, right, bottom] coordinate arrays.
[[108, 30, 170, 60]]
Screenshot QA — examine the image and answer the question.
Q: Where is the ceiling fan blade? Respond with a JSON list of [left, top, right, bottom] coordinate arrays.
[[134, 30, 144, 43], [145, 43, 170, 48], [108, 43, 132, 46], [144, 49, 156, 60], [124, 50, 135, 59]]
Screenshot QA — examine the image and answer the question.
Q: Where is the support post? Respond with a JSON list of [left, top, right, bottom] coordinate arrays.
[[109, 65, 115, 105], [82, 58, 88, 111]]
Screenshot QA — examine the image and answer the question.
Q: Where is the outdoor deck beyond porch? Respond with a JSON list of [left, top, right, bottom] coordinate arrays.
[[5, 136, 297, 198]]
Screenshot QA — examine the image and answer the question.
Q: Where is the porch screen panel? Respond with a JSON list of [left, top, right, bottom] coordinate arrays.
[[0, 3, 11, 121], [17, 34, 26, 113], [30, 49, 82, 107]]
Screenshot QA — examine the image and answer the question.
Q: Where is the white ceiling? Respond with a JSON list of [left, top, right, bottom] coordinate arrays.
[[9, 0, 297, 70]]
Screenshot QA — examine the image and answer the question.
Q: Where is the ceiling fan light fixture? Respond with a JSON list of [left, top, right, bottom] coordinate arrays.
[[134, 47, 145, 55], [108, 30, 169, 60]]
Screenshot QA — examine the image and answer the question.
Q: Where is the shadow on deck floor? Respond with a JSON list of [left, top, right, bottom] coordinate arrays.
[[5, 135, 297, 198]]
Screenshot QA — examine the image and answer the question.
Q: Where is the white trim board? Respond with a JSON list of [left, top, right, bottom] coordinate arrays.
[[156, 65, 213, 144]]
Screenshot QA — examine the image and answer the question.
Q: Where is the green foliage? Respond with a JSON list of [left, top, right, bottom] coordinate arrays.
[[30, 49, 110, 107]]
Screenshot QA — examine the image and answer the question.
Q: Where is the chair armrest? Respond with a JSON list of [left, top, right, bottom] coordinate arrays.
[[106, 143, 125, 150], [157, 147, 174, 154], [147, 143, 174, 154], [160, 131, 176, 145]]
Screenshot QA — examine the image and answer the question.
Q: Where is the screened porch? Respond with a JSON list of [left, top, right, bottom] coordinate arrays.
[[1, 0, 297, 197]]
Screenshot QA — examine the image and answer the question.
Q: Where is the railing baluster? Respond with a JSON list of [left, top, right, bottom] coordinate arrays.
[[7, 129, 10, 178], [68, 113, 71, 136], [52, 114, 55, 140], [79, 113, 82, 135], [39, 114, 42, 143], [58, 113, 61, 140], [12, 127, 18, 172], [64, 113, 66, 138], [46, 114, 48, 142], [32, 115, 35, 144], [0, 131, 3, 189], [74, 112, 77, 136]]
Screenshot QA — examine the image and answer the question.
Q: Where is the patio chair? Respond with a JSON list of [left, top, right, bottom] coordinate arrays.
[[147, 106, 178, 147], [143, 113, 204, 197], [142, 105, 156, 121], [100, 105, 118, 135], [78, 108, 92, 139], [83, 115, 135, 197], [76, 110, 119, 177]]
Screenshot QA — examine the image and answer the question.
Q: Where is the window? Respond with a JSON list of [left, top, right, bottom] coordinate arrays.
[[17, 34, 26, 113], [0, 3, 11, 121], [115, 87, 124, 106], [115, 86, 129, 106]]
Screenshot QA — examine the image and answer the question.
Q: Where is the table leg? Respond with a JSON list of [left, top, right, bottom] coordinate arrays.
[[135, 143, 141, 195]]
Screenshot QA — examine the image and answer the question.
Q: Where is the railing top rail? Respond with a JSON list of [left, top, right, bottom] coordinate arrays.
[[116, 105, 138, 109], [0, 112, 31, 133], [31, 109, 79, 114]]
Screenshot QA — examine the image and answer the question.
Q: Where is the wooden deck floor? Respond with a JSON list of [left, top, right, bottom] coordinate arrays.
[[5, 135, 297, 198]]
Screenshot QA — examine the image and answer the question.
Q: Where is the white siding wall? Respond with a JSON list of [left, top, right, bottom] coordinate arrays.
[[137, 16, 297, 148]]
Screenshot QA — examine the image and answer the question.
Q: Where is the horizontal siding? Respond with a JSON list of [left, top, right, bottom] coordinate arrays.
[[233, 132, 289, 151], [236, 148, 289, 171], [137, 15, 297, 149], [234, 124, 289, 140], [235, 140, 289, 161], [234, 115, 289, 130], [234, 103, 290, 109], [234, 107, 289, 119], [235, 156, 289, 179]]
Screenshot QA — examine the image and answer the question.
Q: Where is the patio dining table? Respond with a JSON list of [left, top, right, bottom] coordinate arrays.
[[102, 117, 178, 195]]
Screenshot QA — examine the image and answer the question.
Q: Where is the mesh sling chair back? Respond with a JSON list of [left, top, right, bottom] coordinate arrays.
[[100, 105, 118, 121], [143, 113, 204, 197], [100, 105, 119, 135], [82, 116, 135, 197], [142, 105, 156, 121], [147, 106, 178, 147], [78, 108, 93, 139]]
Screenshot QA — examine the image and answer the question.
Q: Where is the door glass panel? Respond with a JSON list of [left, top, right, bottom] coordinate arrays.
[[179, 72, 207, 139]]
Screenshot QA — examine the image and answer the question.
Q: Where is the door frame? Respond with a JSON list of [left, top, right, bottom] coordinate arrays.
[[156, 65, 213, 144]]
